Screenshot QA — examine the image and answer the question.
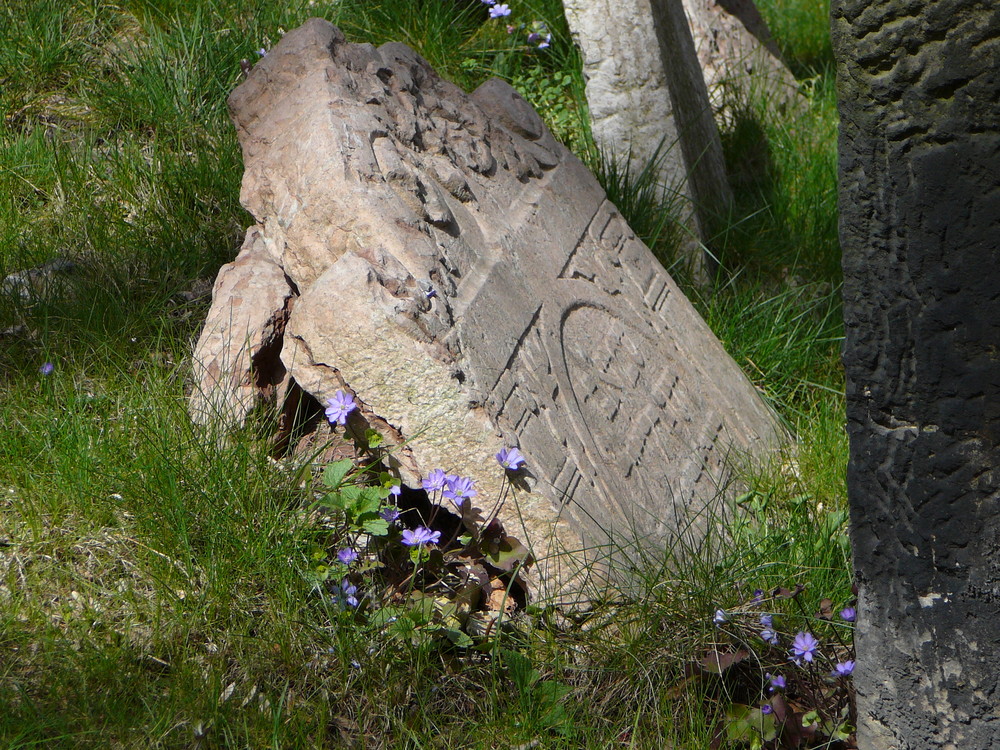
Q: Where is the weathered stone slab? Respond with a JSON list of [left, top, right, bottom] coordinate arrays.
[[191, 18, 783, 596]]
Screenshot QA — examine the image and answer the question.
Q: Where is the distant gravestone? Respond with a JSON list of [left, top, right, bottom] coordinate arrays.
[[563, 0, 801, 266], [191, 18, 784, 597], [683, 0, 801, 117], [563, 0, 733, 276]]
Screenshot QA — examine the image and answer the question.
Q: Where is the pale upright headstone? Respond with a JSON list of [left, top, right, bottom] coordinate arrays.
[[563, 0, 733, 277], [192, 18, 784, 597]]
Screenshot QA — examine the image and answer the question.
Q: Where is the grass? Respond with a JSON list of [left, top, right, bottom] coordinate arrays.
[[1, 0, 848, 746]]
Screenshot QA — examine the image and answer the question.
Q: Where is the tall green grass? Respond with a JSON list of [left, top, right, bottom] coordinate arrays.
[[1, 0, 848, 746]]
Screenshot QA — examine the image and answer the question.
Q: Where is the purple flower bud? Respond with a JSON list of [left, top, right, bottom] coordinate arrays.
[[840, 607, 856, 622], [496, 447, 526, 470], [39, 362, 54, 375], [762, 704, 774, 715], [713, 609, 728, 626], [833, 660, 855, 677], [335, 578, 359, 608], [325, 390, 357, 426], [401, 526, 441, 547], [769, 674, 786, 692]]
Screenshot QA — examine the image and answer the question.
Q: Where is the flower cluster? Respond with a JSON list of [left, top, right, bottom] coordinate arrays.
[[709, 586, 857, 746], [421, 469, 478, 508], [309, 436, 533, 650]]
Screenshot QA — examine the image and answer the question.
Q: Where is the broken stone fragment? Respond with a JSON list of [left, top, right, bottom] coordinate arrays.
[[191, 18, 785, 599]]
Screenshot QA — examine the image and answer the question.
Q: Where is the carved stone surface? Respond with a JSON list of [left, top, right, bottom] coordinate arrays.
[[834, 1, 1000, 746], [192, 18, 784, 597]]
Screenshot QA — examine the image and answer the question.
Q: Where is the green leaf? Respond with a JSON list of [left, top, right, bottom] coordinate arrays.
[[322, 459, 354, 489], [354, 487, 382, 516], [407, 592, 436, 624], [504, 649, 540, 693], [485, 536, 532, 572], [364, 428, 383, 448], [369, 605, 406, 628], [536, 680, 572, 731], [324, 491, 349, 510], [441, 627, 473, 648], [361, 516, 389, 536]]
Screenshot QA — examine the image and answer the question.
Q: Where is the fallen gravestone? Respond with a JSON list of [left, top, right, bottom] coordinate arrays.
[[191, 18, 784, 598]]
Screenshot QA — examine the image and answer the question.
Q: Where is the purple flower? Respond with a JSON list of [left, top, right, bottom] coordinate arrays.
[[480, 0, 495, 4], [389, 484, 402, 498], [536, 35, 551, 49], [422, 469, 448, 493], [713, 609, 728, 626], [256, 47, 267, 57], [325, 390, 357, 425], [768, 674, 786, 692], [840, 607, 856, 622], [790, 631, 820, 663], [489, 4, 511, 18], [39, 362, 54, 375], [496, 447, 525, 470], [760, 628, 779, 645], [833, 660, 855, 677], [401, 526, 441, 547], [335, 578, 359, 608], [380, 507, 401, 524], [443, 475, 477, 505], [752, 589, 765, 605], [337, 547, 358, 565], [759, 613, 773, 628], [761, 704, 774, 715]]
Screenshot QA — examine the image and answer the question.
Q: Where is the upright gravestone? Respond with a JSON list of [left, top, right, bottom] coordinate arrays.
[[833, 1, 1000, 746], [682, 0, 801, 117], [192, 18, 784, 597], [562, 0, 801, 269], [563, 0, 733, 277]]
